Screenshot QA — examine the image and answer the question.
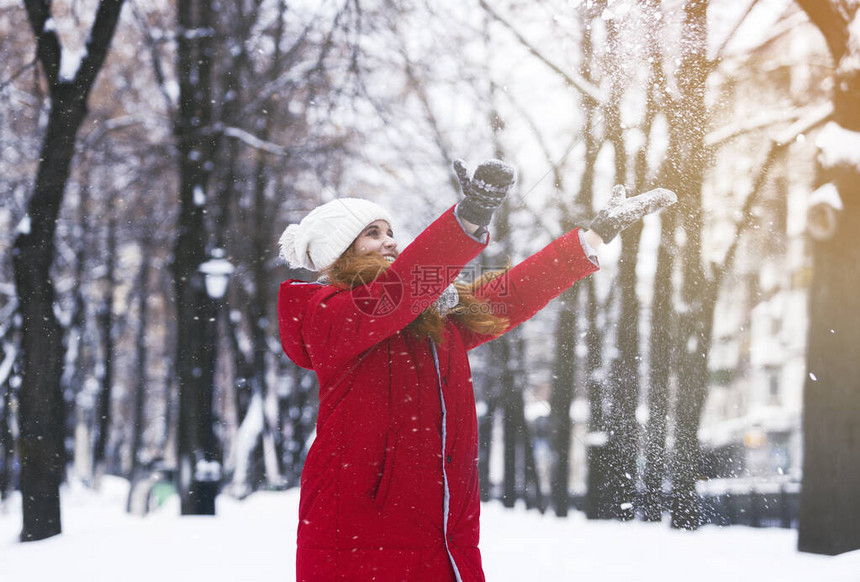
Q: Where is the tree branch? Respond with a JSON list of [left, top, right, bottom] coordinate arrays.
[[23, 0, 62, 86], [222, 126, 288, 155], [500, 89, 568, 193], [714, 102, 833, 289], [76, 0, 126, 91], [710, 0, 762, 67], [705, 107, 807, 148], [0, 57, 38, 91], [399, 51, 460, 193], [478, 0, 604, 106], [129, 0, 174, 114], [794, 0, 849, 61]]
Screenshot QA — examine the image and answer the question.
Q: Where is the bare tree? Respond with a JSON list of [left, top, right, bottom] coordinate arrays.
[[547, 1, 596, 519], [794, 0, 860, 556], [127, 248, 152, 508], [0, 301, 19, 503], [602, 6, 639, 522], [172, 0, 221, 516], [13, 0, 125, 541], [93, 194, 118, 480], [638, 0, 671, 523], [655, 0, 827, 530], [660, 0, 719, 530]]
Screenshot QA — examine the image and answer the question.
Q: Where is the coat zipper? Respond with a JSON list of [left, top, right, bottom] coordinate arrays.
[[431, 341, 464, 582]]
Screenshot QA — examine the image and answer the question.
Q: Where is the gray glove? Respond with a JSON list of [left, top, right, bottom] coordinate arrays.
[[453, 159, 517, 227], [589, 185, 677, 243]]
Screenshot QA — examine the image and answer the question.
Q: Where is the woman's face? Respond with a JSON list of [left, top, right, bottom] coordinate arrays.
[[352, 220, 398, 261]]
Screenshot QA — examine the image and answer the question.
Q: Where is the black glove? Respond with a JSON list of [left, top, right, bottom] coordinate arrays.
[[589, 185, 677, 243], [453, 159, 517, 227]]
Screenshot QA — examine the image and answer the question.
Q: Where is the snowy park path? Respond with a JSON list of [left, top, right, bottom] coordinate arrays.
[[1, 478, 858, 582]]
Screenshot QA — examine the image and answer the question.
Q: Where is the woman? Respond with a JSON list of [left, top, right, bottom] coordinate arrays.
[[277, 159, 675, 581]]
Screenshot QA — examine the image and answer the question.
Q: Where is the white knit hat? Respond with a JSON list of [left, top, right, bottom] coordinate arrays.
[[279, 198, 393, 271]]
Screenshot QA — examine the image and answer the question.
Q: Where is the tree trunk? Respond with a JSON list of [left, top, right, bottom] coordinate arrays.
[[572, 0, 613, 521], [635, 0, 668, 523], [665, 0, 711, 530], [671, 291, 715, 530], [14, 81, 90, 541], [604, 226, 641, 521], [478, 396, 496, 502], [173, 0, 221, 516], [0, 324, 18, 503], [93, 202, 117, 480], [798, 167, 860, 554], [642, 205, 676, 522], [244, 19, 288, 481], [603, 13, 638, 521], [549, 289, 578, 516], [518, 392, 546, 512], [65, 180, 90, 483], [499, 334, 518, 508], [127, 250, 151, 510], [584, 279, 610, 519], [251, 158, 283, 487], [794, 0, 860, 556]]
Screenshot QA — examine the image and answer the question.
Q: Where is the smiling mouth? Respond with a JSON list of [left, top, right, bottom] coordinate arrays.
[[383, 255, 396, 262]]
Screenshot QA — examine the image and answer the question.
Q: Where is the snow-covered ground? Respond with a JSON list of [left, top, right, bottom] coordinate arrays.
[[1, 477, 858, 581]]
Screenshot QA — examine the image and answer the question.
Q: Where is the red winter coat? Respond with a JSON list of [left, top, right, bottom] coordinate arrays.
[[278, 207, 598, 581]]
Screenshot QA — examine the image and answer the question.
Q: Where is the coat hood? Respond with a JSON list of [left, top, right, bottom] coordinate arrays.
[[277, 279, 329, 370]]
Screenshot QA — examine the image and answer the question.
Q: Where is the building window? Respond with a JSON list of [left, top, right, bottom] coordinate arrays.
[[768, 371, 780, 405]]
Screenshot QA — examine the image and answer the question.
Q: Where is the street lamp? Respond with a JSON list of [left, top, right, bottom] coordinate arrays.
[[199, 248, 235, 300], [187, 248, 233, 515]]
